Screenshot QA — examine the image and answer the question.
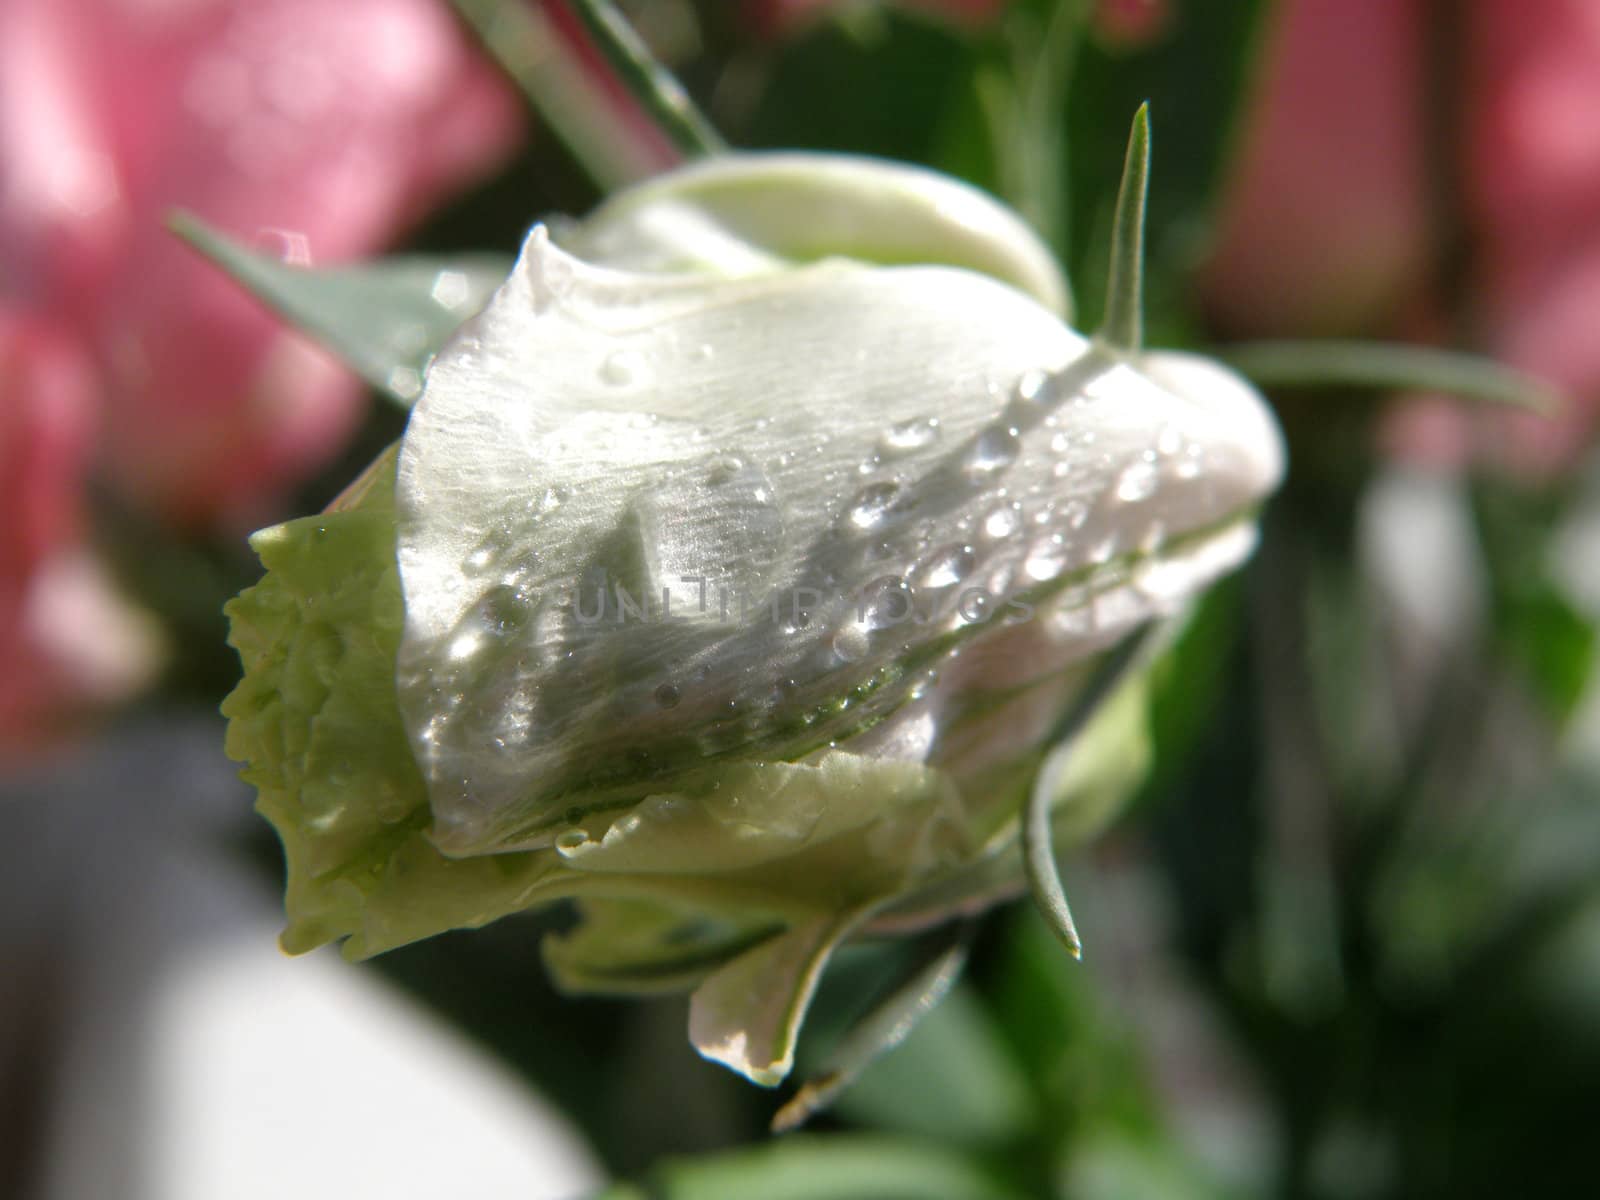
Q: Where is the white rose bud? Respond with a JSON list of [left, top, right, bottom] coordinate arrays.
[[224, 111, 1284, 1096]]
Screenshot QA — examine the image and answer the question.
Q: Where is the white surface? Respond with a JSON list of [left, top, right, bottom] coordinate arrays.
[[3, 719, 604, 1200]]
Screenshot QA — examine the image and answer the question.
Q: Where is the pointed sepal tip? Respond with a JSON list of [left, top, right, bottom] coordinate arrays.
[[1096, 103, 1151, 354]]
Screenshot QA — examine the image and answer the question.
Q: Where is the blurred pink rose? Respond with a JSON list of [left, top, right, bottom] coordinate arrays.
[[1447, 0, 1600, 472], [0, 0, 521, 748], [0, 315, 157, 755], [1200, 0, 1430, 339], [1, 0, 520, 523], [1091, 0, 1173, 50], [746, 0, 1007, 37], [1202, 0, 1600, 475]]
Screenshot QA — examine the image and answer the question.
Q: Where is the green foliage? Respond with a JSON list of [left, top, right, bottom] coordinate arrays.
[[172, 213, 508, 405]]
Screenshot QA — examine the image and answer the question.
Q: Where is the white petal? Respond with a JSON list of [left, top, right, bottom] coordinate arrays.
[[559, 151, 1072, 317], [395, 230, 1281, 857], [688, 907, 871, 1087]]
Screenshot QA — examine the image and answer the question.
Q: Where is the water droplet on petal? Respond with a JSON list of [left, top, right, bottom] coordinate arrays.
[[984, 506, 1021, 539], [448, 630, 484, 662], [881, 417, 940, 455], [1115, 459, 1160, 502], [847, 482, 901, 530], [600, 349, 645, 386], [918, 544, 975, 588], [858, 576, 915, 631], [956, 590, 992, 624], [964, 426, 1019, 482], [655, 683, 682, 709], [832, 623, 870, 662], [1014, 368, 1049, 405], [705, 455, 745, 486], [1024, 535, 1069, 582]]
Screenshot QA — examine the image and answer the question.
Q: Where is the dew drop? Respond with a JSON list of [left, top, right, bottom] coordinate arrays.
[[918, 544, 975, 589], [705, 455, 745, 486], [447, 630, 484, 662], [964, 426, 1019, 481], [654, 683, 682, 709], [956, 590, 992, 624], [881, 417, 940, 454], [984, 506, 1021, 539], [1014, 368, 1049, 405], [1024, 535, 1069, 582], [1115, 459, 1160, 502], [847, 482, 901, 530], [600, 349, 644, 386], [832, 623, 870, 662], [475, 584, 530, 636], [858, 576, 916, 631], [779, 600, 816, 634]]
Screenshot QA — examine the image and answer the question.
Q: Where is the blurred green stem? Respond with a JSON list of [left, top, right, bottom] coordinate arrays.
[[566, 0, 726, 159], [1224, 341, 1561, 414], [450, 0, 723, 192]]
